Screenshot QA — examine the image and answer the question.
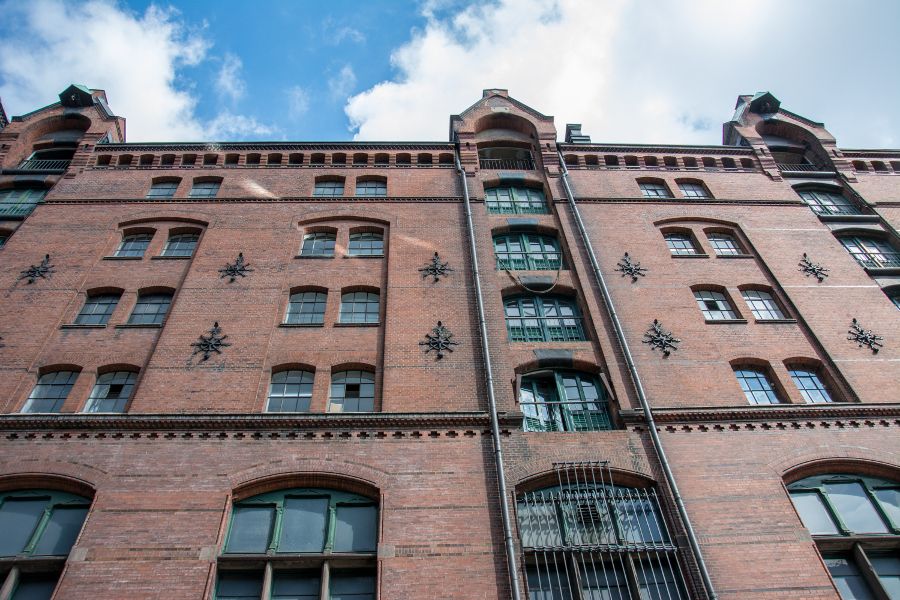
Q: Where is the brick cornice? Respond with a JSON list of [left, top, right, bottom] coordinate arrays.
[[96, 142, 456, 152], [557, 144, 755, 155], [44, 196, 464, 204], [621, 403, 900, 426]]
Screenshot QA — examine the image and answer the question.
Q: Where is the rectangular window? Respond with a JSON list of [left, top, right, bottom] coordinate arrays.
[[161, 233, 199, 257], [146, 182, 178, 198], [226, 506, 275, 553], [734, 368, 782, 404], [115, 233, 152, 258], [75, 294, 119, 325], [639, 181, 673, 198], [313, 181, 344, 197], [300, 233, 336, 257], [707, 234, 742, 256], [824, 555, 876, 600], [189, 181, 220, 198]]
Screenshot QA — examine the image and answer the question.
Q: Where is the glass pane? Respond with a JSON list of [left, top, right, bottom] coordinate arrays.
[[226, 505, 274, 553], [824, 555, 875, 600], [825, 482, 889, 533], [217, 571, 263, 600], [334, 504, 377, 552], [790, 492, 839, 535], [279, 497, 328, 552], [34, 505, 88, 555], [869, 554, 900, 600], [526, 564, 571, 600], [11, 575, 57, 600], [637, 561, 683, 600], [873, 488, 900, 530], [330, 571, 376, 600], [0, 497, 46, 555], [271, 570, 320, 600]]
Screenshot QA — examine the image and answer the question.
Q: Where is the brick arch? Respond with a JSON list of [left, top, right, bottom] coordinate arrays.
[[769, 447, 900, 483], [295, 206, 396, 227], [653, 216, 741, 228], [115, 212, 212, 228], [0, 462, 107, 497], [507, 457, 656, 493], [230, 460, 388, 501]]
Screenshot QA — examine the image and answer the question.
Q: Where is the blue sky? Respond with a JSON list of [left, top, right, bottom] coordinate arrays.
[[1, 0, 899, 147]]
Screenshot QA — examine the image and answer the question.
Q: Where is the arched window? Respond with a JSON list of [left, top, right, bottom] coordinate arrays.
[[266, 370, 314, 412], [504, 295, 584, 342], [128, 291, 173, 325], [676, 180, 711, 199], [740, 289, 786, 321], [693, 289, 739, 321], [217, 488, 377, 599], [493, 232, 562, 271], [796, 188, 860, 216], [354, 179, 386, 197], [300, 232, 336, 257], [340, 292, 379, 324], [787, 366, 834, 403], [115, 232, 153, 258], [517, 464, 686, 599], [0, 489, 92, 596], [706, 232, 743, 256], [839, 235, 900, 269], [84, 370, 137, 413], [519, 371, 610, 432], [347, 232, 383, 256], [313, 178, 344, 197], [733, 365, 782, 404], [162, 232, 199, 257], [329, 370, 375, 412], [638, 179, 673, 198], [788, 473, 899, 599], [22, 370, 80, 413], [484, 185, 547, 215], [285, 291, 327, 325], [189, 179, 221, 198], [146, 180, 179, 198], [75, 292, 121, 325], [663, 232, 701, 256]]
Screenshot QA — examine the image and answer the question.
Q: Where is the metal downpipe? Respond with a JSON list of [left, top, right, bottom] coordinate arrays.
[[556, 151, 719, 600], [454, 147, 524, 600]]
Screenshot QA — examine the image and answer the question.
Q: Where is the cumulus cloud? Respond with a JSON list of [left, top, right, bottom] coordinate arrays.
[[328, 65, 357, 101], [205, 112, 276, 140], [216, 53, 246, 102], [286, 86, 311, 119]]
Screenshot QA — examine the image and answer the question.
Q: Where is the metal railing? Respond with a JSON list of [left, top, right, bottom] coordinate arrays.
[[496, 251, 562, 271], [507, 316, 585, 342], [521, 401, 611, 432], [479, 157, 535, 170], [15, 159, 70, 171], [852, 252, 900, 269], [808, 203, 863, 216], [776, 162, 834, 173]]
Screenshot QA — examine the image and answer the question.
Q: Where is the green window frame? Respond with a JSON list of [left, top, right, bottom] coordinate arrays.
[[493, 233, 562, 271], [74, 293, 120, 325], [504, 295, 584, 342], [0, 188, 47, 217], [484, 186, 547, 215], [519, 371, 612, 432]]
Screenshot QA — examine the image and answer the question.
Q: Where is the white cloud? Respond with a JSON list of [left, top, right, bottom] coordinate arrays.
[[286, 86, 311, 119], [205, 112, 276, 140], [333, 26, 365, 44], [216, 53, 246, 102], [328, 65, 357, 101]]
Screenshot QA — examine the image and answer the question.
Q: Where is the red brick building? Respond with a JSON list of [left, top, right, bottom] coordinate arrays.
[[0, 86, 898, 600]]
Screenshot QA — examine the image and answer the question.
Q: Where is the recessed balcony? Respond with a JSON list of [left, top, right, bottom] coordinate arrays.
[[478, 147, 534, 170]]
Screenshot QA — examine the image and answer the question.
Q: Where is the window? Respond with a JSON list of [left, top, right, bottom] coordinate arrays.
[[788, 474, 900, 600], [678, 181, 711, 198], [128, 292, 172, 325], [22, 371, 79, 413], [300, 232, 336, 257], [840, 236, 900, 269], [217, 488, 376, 600], [519, 371, 611, 432], [664, 233, 700, 256], [313, 180, 344, 197], [484, 186, 547, 214], [788, 368, 834, 403], [0, 188, 47, 217], [693, 290, 739, 321], [504, 295, 584, 342], [741, 289, 786, 321], [339, 292, 379, 324], [285, 291, 327, 325], [493, 233, 562, 270], [0, 489, 91, 597], [189, 180, 220, 198], [146, 181, 178, 198], [517, 464, 687, 600], [355, 180, 386, 196], [266, 370, 314, 412], [329, 371, 375, 412], [733, 366, 782, 404], [639, 181, 673, 198], [347, 232, 383, 256], [161, 232, 199, 257], [890, 291, 900, 311], [115, 233, 152, 257], [84, 371, 137, 413], [796, 188, 860, 216], [707, 233, 742, 256], [74, 293, 120, 325]]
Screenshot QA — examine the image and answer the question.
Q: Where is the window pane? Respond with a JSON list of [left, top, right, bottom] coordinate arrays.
[[347, 233, 384, 256], [339, 292, 379, 324], [84, 371, 137, 413], [334, 504, 377, 552], [162, 233, 199, 257], [217, 572, 263, 600], [0, 497, 46, 555], [664, 234, 698, 256], [579, 561, 628, 599], [874, 488, 900, 529], [272, 570, 320, 600], [741, 290, 785, 321], [34, 505, 88, 555], [75, 294, 120, 325], [286, 292, 327, 325], [734, 368, 781, 404], [636, 560, 684, 600], [526, 563, 571, 600], [329, 371, 375, 413], [23, 371, 78, 413], [825, 482, 889, 533], [11, 575, 57, 600], [266, 370, 314, 413], [788, 368, 833, 403], [789, 492, 838, 535], [330, 571, 376, 600], [226, 505, 274, 553], [115, 233, 152, 257], [128, 293, 172, 325], [824, 555, 875, 600], [870, 554, 900, 600], [300, 233, 335, 257], [707, 234, 740, 256], [279, 497, 328, 552]]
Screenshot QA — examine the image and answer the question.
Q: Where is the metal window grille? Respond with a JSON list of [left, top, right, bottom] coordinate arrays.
[[788, 368, 834, 403], [494, 234, 563, 271], [85, 371, 137, 413], [75, 293, 120, 325], [693, 290, 738, 321], [189, 181, 220, 198], [485, 186, 548, 215], [162, 233, 199, 257], [520, 372, 611, 432], [797, 189, 860, 216], [840, 236, 900, 269], [329, 371, 375, 412], [340, 292, 380, 324], [266, 370, 314, 412], [677, 182, 709, 198], [146, 182, 178, 198], [115, 233, 152, 257], [505, 296, 585, 342], [313, 181, 344, 197], [355, 180, 386, 196], [734, 367, 781, 404], [129, 293, 172, 325], [517, 462, 688, 600], [348, 233, 384, 256], [639, 182, 673, 198], [286, 291, 327, 324], [663, 234, 698, 256], [740, 290, 785, 320], [301, 233, 336, 257], [22, 371, 79, 413], [706, 234, 741, 256]]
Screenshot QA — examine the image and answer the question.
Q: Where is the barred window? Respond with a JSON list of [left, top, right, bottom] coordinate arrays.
[[504, 295, 584, 342], [839, 236, 900, 270], [128, 292, 172, 325], [266, 370, 314, 412], [348, 232, 383, 256], [339, 292, 379, 324], [115, 233, 153, 258], [693, 290, 738, 321], [741, 290, 785, 320], [161, 233, 199, 257], [146, 181, 178, 198], [485, 186, 548, 215], [313, 180, 344, 197], [733, 367, 782, 404], [788, 368, 834, 403], [84, 371, 137, 413], [796, 188, 860, 216], [663, 233, 699, 256], [493, 233, 562, 271], [520, 371, 611, 432], [189, 181, 220, 198], [300, 232, 336, 257], [22, 371, 79, 413], [355, 180, 386, 196], [639, 181, 673, 198], [285, 291, 327, 325], [707, 233, 742, 256], [677, 181, 710, 198], [75, 293, 120, 325], [329, 371, 375, 413]]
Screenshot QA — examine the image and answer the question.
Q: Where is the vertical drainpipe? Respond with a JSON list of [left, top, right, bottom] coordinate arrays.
[[556, 150, 719, 600], [454, 145, 524, 600]]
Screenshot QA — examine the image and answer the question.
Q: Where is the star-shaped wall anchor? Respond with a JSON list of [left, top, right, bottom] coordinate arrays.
[[218, 252, 254, 282], [418, 252, 453, 283], [191, 321, 232, 361], [798, 253, 829, 282], [419, 321, 459, 359], [642, 319, 680, 357], [847, 318, 883, 353], [18, 254, 55, 284], [615, 252, 648, 282]]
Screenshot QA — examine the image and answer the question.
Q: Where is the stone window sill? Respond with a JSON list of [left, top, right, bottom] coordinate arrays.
[[279, 323, 324, 328], [704, 319, 748, 324], [114, 323, 163, 329], [103, 255, 143, 261], [60, 324, 106, 329], [151, 255, 192, 260], [343, 254, 384, 259], [755, 319, 798, 324], [715, 254, 754, 259], [672, 254, 710, 259], [334, 322, 379, 327]]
